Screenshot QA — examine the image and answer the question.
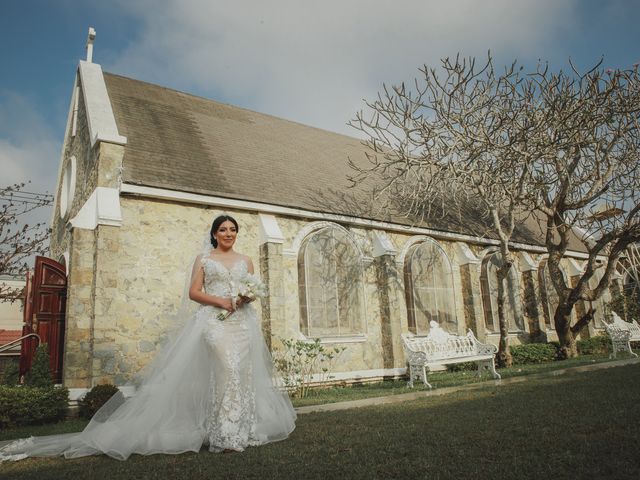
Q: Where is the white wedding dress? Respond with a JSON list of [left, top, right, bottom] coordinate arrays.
[[0, 256, 296, 461]]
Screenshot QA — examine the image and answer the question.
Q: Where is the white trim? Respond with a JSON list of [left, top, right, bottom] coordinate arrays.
[[309, 367, 407, 383], [258, 213, 284, 245], [60, 156, 77, 219], [78, 61, 127, 147], [59, 251, 70, 276], [396, 235, 430, 266], [288, 221, 348, 257], [518, 251, 538, 272], [455, 242, 480, 265], [119, 183, 598, 260], [71, 84, 80, 137], [371, 231, 397, 257], [303, 335, 367, 345], [566, 258, 585, 277], [50, 73, 81, 227], [69, 187, 123, 230]]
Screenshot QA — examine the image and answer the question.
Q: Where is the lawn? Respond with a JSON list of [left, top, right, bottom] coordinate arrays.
[[291, 354, 618, 407], [1, 361, 639, 479]]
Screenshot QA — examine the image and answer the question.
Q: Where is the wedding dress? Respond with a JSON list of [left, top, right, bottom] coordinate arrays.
[[0, 256, 296, 461]]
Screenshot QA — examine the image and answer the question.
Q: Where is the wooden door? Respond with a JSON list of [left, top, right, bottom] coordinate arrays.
[[20, 256, 67, 383]]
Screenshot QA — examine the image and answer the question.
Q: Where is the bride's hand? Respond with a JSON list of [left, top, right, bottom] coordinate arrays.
[[218, 297, 235, 313]]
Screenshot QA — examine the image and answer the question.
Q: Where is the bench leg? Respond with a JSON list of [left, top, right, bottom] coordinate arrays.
[[408, 364, 433, 388], [422, 367, 433, 389], [477, 359, 501, 380], [407, 364, 420, 388], [615, 341, 637, 358]]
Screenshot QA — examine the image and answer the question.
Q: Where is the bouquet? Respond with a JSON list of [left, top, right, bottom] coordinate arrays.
[[217, 273, 268, 321]]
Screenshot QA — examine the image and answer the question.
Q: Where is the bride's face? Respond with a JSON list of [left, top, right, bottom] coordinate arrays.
[[215, 220, 237, 249]]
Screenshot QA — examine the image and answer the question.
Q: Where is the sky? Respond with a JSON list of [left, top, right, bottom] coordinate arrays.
[[1, 0, 639, 223]]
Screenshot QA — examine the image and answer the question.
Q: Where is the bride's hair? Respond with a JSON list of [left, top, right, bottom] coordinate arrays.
[[210, 215, 239, 248]]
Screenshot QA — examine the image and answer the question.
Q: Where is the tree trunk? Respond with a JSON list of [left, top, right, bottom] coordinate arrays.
[[554, 306, 578, 359], [496, 269, 513, 368]]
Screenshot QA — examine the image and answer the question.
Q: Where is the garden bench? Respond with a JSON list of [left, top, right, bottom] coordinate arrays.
[[401, 322, 501, 388], [603, 313, 640, 359]]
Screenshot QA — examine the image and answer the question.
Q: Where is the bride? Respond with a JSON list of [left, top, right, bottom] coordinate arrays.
[[0, 215, 296, 461]]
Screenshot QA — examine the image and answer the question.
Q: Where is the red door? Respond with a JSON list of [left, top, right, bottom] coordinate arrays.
[[20, 256, 67, 383]]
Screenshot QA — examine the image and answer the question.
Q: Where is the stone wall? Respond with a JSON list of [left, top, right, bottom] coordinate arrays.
[[61, 192, 614, 387], [63, 198, 263, 386], [51, 83, 95, 261]]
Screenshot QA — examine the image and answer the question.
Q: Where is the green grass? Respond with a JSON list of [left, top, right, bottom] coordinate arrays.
[[291, 354, 616, 407], [1, 361, 639, 479]]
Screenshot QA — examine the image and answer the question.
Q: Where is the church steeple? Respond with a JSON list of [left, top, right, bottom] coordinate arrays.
[[85, 27, 96, 63]]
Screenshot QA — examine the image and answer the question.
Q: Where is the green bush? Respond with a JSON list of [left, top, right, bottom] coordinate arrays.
[[509, 343, 557, 365], [1, 359, 20, 385], [25, 343, 53, 387], [577, 335, 611, 356], [0, 385, 69, 428], [273, 338, 347, 398], [78, 384, 123, 419], [446, 361, 478, 372]]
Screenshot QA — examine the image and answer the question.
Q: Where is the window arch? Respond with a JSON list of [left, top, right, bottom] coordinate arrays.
[[538, 258, 566, 330], [60, 155, 77, 218], [480, 252, 525, 333], [298, 225, 366, 337], [404, 239, 457, 334]]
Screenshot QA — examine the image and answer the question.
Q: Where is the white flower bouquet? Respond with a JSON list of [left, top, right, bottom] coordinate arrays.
[[217, 273, 268, 321]]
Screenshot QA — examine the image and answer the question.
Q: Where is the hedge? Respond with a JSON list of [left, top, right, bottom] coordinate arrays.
[[576, 335, 611, 356], [509, 343, 557, 365], [0, 385, 69, 428], [78, 384, 123, 419]]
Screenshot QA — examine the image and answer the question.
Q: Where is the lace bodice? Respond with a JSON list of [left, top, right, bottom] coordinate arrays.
[[202, 257, 249, 297]]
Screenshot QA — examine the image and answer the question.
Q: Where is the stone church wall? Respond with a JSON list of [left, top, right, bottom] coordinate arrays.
[[61, 192, 611, 388]]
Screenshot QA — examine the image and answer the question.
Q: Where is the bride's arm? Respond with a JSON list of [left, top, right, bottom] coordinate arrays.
[[237, 256, 257, 307], [188, 256, 235, 312]]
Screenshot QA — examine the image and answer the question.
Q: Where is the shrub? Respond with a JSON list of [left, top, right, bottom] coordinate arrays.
[[78, 384, 123, 419], [273, 338, 347, 398], [1, 359, 20, 385], [446, 362, 478, 372], [509, 343, 557, 365], [577, 335, 611, 356], [0, 385, 69, 428], [25, 343, 53, 387]]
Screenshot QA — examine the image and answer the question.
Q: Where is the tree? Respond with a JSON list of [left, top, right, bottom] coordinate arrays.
[[24, 343, 53, 387], [349, 54, 640, 360], [0, 183, 52, 302]]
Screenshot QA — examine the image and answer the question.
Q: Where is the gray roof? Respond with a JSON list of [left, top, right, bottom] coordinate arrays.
[[104, 73, 367, 207], [103, 72, 584, 251]]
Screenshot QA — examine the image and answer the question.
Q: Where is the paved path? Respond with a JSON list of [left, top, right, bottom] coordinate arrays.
[[295, 357, 640, 414]]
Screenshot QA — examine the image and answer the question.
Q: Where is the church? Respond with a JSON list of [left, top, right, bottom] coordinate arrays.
[[38, 34, 611, 400]]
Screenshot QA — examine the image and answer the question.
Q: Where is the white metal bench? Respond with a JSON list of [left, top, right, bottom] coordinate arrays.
[[401, 322, 501, 388], [603, 313, 640, 359]]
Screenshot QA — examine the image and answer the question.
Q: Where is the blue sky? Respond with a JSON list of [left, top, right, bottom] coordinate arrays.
[[1, 0, 639, 212]]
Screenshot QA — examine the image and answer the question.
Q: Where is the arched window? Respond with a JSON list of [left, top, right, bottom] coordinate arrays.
[[480, 252, 524, 333], [538, 259, 564, 330], [404, 239, 457, 334], [298, 225, 365, 337]]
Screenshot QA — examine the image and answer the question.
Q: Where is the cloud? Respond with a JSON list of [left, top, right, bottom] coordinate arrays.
[[0, 92, 60, 193], [0, 92, 60, 224], [107, 0, 579, 135]]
